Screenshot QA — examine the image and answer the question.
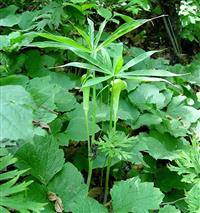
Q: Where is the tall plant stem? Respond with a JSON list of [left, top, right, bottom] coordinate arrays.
[[86, 84, 96, 189], [109, 86, 114, 131], [109, 77, 115, 131], [86, 111, 92, 188], [87, 52, 97, 189], [104, 83, 115, 204], [103, 156, 112, 204]]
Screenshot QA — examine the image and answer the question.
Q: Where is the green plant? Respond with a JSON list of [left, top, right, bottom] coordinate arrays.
[[0, 154, 45, 213], [169, 137, 200, 184], [169, 137, 200, 212], [31, 17, 151, 189], [0, 1, 200, 212], [30, 18, 184, 202], [178, 0, 200, 41], [97, 130, 134, 202]]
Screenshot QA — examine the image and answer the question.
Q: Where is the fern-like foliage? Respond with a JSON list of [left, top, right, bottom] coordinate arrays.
[[185, 182, 200, 213], [169, 138, 200, 184], [97, 131, 134, 160], [0, 154, 46, 213]]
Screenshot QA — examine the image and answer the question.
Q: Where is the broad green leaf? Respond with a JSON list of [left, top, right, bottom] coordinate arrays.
[[133, 113, 162, 129], [128, 84, 166, 109], [48, 162, 108, 213], [97, 7, 112, 20], [82, 76, 112, 87], [49, 72, 77, 90], [55, 89, 77, 112], [121, 51, 159, 72], [55, 62, 104, 73], [16, 136, 65, 185], [155, 167, 186, 193], [111, 177, 164, 213], [70, 196, 108, 213], [132, 131, 185, 161], [0, 85, 34, 141], [118, 99, 140, 122], [0, 15, 20, 27], [97, 19, 148, 51], [36, 32, 90, 52], [163, 118, 189, 137], [48, 162, 87, 212], [159, 205, 181, 213], [25, 182, 54, 212], [65, 117, 100, 141], [0, 5, 20, 27], [167, 96, 200, 124], [27, 76, 60, 123], [0, 75, 29, 86], [0, 5, 18, 18], [25, 50, 56, 78]]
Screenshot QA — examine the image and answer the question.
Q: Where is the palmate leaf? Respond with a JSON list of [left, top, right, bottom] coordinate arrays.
[[96, 19, 148, 51], [111, 177, 164, 213], [72, 50, 112, 74], [33, 18, 149, 54]]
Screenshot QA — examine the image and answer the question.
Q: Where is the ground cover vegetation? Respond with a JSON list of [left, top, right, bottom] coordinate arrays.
[[0, 0, 200, 212]]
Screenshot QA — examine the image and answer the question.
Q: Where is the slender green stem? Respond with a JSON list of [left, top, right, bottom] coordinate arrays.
[[109, 77, 115, 131], [87, 52, 97, 190], [103, 156, 112, 204], [91, 83, 96, 143], [87, 79, 96, 189], [85, 111, 93, 188], [109, 86, 114, 131]]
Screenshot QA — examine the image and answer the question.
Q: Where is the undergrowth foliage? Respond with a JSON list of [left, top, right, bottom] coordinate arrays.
[[0, 1, 200, 213]]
